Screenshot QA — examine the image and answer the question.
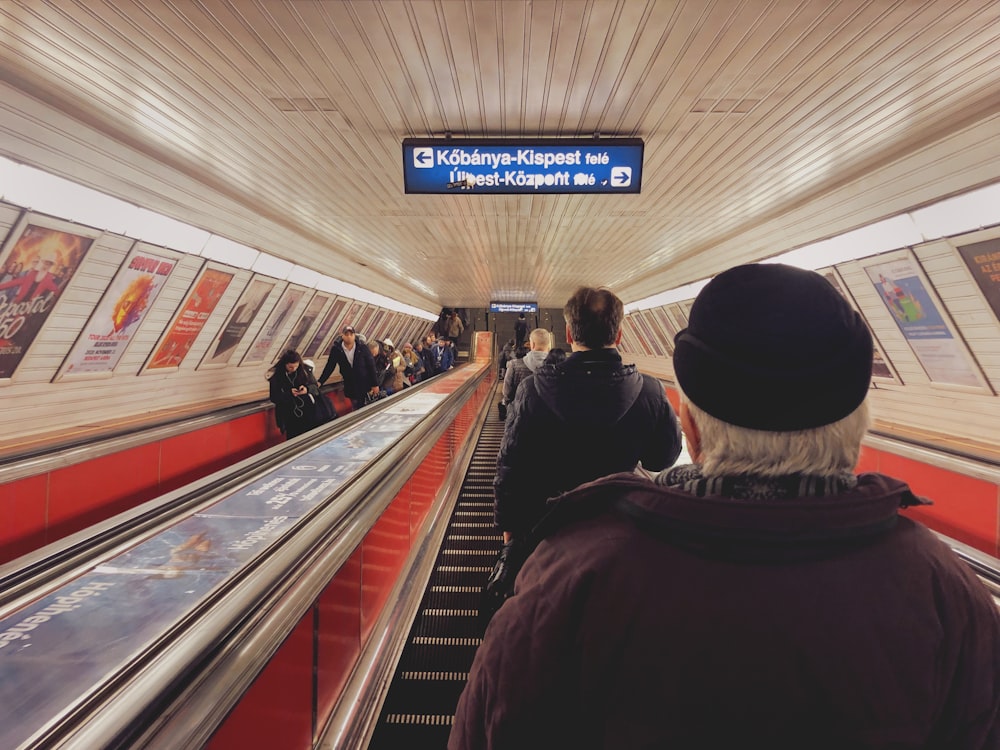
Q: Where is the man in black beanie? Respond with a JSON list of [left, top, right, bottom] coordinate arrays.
[[452, 263, 1000, 750]]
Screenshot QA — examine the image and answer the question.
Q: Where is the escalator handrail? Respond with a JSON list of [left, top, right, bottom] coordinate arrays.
[[1, 367, 488, 749]]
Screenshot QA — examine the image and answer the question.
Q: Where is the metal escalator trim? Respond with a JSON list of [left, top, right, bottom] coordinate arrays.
[[312, 382, 496, 750], [0, 376, 440, 614], [20, 369, 491, 750]]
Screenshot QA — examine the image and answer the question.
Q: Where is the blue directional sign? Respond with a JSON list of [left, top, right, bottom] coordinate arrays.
[[402, 138, 643, 194], [489, 302, 538, 313]]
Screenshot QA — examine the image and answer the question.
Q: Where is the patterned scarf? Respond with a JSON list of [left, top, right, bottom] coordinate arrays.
[[654, 464, 858, 501]]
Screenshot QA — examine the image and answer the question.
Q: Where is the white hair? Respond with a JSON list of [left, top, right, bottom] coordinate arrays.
[[529, 328, 552, 349], [683, 392, 871, 478]]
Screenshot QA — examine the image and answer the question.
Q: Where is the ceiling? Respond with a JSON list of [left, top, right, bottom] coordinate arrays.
[[0, 0, 999, 311]]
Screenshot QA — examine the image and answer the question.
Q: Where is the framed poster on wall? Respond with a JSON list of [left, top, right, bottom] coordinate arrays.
[[668, 301, 691, 329], [142, 265, 235, 372], [862, 249, 990, 391], [820, 267, 899, 384], [632, 310, 666, 357], [279, 292, 328, 357], [55, 244, 181, 381], [955, 237, 1000, 324], [649, 306, 678, 355], [353, 304, 377, 337], [640, 308, 674, 357], [302, 297, 346, 359], [338, 301, 364, 334], [0, 213, 99, 381], [198, 275, 276, 369], [240, 284, 301, 366], [621, 315, 653, 357]]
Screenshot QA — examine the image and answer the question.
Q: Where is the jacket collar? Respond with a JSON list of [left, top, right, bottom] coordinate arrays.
[[538, 472, 929, 562]]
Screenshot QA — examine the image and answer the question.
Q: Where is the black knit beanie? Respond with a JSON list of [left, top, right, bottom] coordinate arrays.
[[673, 263, 873, 431]]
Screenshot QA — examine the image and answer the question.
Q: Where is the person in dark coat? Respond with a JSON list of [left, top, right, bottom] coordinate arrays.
[[419, 334, 437, 378], [316, 325, 379, 410], [267, 349, 322, 439], [451, 264, 1000, 750], [497, 338, 515, 380], [493, 286, 682, 546], [513, 313, 528, 349]]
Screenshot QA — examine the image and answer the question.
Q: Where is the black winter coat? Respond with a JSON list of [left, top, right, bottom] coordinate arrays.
[[317, 337, 378, 403], [493, 348, 681, 535], [269, 365, 322, 439]]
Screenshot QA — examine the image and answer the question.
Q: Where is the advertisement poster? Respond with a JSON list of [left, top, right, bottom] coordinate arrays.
[[620, 316, 650, 357], [339, 301, 364, 332], [303, 297, 347, 358], [956, 237, 1000, 324], [669, 301, 690, 329], [146, 267, 234, 370], [199, 276, 275, 368], [473, 330, 492, 362], [639, 309, 673, 356], [821, 269, 897, 382], [56, 246, 178, 379], [0, 218, 96, 379], [240, 286, 303, 366], [864, 253, 986, 388], [650, 306, 679, 353], [280, 292, 327, 356]]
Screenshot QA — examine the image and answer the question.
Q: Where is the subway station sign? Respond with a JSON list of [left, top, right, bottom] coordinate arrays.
[[489, 301, 538, 313], [402, 138, 643, 194]]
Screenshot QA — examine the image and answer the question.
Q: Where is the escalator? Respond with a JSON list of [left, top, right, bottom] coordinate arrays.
[[367, 399, 506, 748]]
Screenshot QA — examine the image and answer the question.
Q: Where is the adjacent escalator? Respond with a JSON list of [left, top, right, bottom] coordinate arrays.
[[367, 404, 506, 748]]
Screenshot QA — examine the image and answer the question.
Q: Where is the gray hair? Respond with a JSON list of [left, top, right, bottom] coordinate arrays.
[[684, 392, 871, 478]]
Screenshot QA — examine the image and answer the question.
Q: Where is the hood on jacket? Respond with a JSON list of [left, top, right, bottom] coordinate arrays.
[[523, 350, 548, 372], [532, 349, 643, 425]]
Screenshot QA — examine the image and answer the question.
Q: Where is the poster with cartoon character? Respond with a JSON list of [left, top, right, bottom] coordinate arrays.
[[864, 251, 989, 389]]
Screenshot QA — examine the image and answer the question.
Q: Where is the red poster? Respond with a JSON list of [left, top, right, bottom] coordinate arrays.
[[147, 268, 234, 370]]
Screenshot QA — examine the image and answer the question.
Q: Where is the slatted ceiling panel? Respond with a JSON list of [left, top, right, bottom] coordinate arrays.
[[1, 3, 999, 306]]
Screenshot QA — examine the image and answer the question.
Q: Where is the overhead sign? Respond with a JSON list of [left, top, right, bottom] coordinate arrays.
[[402, 138, 643, 194], [489, 302, 538, 313]]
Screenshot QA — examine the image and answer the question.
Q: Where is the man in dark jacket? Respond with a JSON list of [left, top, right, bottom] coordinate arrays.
[[316, 325, 379, 410], [418, 335, 437, 379], [493, 286, 682, 545], [452, 264, 1000, 750], [513, 313, 528, 349]]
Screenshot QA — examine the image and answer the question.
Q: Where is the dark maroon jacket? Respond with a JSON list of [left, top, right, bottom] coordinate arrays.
[[451, 472, 1000, 750]]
